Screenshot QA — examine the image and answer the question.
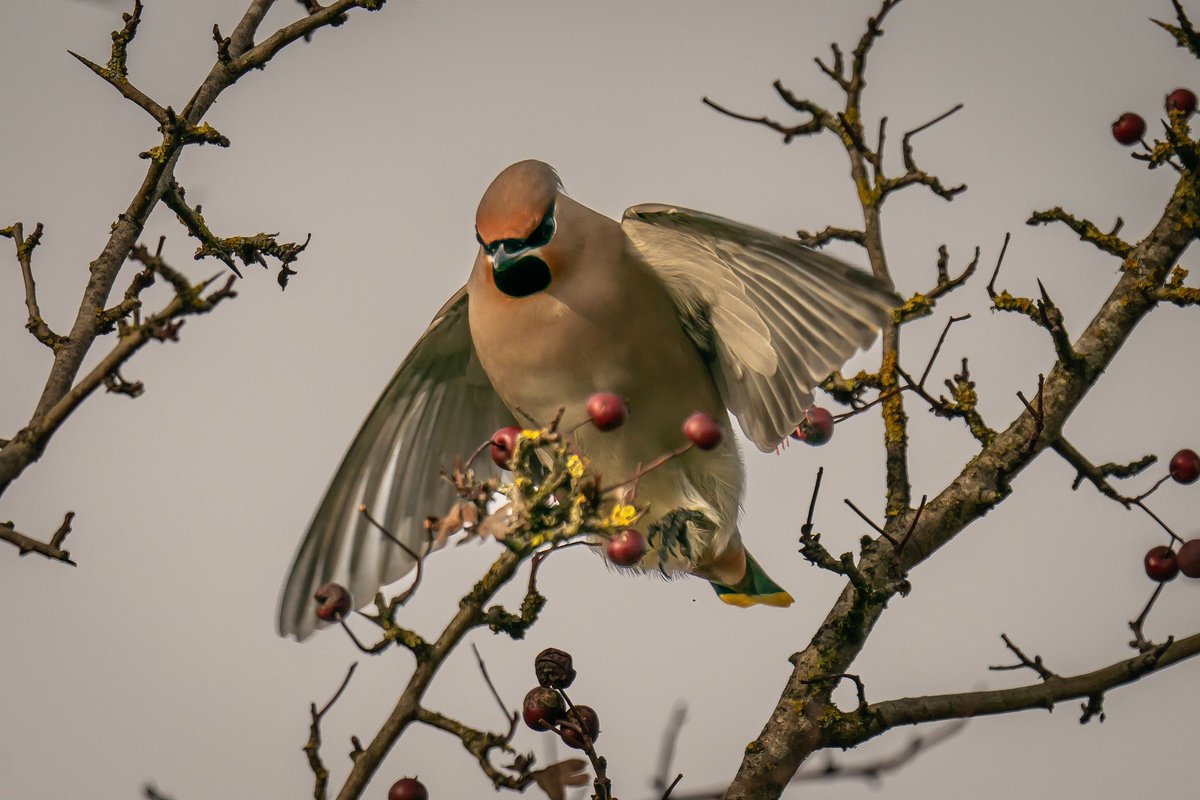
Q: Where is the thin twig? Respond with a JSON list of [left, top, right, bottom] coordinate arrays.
[[989, 633, 1058, 680], [472, 644, 518, 738], [652, 704, 688, 794], [1, 222, 66, 350], [918, 314, 971, 388], [843, 498, 890, 541], [985, 232, 1012, 297], [1129, 583, 1167, 653], [305, 662, 359, 800]]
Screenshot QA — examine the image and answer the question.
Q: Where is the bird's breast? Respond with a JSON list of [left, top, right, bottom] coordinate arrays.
[[465, 208, 740, 543], [467, 241, 720, 443]]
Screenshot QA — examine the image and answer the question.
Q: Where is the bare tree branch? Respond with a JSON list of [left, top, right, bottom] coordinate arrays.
[[0, 0, 387, 545], [0, 512, 75, 565], [826, 633, 1199, 747]]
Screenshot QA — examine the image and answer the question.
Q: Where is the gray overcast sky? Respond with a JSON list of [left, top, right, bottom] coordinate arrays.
[[2, 2, 1198, 799]]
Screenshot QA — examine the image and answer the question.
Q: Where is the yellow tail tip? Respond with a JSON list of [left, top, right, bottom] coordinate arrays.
[[717, 590, 794, 608]]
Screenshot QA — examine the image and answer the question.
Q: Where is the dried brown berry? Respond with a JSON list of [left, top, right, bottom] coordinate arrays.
[[535, 647, 576, 689]]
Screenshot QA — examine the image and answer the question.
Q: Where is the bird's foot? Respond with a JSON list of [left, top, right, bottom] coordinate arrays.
[[647, 508, 711, 575]]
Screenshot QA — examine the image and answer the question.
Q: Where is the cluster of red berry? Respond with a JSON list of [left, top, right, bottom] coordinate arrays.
[[522, 648, 601, 750], [1143, 448, 1200, 582], [1112, 88, 1197, 145], [489, 393, 837, 568], [487, 392, 730, 471], [488, 392, 730, 568]]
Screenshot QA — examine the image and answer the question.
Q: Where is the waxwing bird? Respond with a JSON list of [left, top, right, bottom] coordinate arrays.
[[278, 160, 897, 640]]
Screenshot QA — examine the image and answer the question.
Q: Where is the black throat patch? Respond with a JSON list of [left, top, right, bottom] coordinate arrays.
[[494, 256, 552, 298]]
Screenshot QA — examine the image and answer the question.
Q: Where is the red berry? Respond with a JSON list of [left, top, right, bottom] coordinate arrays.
[[388, 778, 428, 800], [559, 705, 601, 749], [682, 412, 724, 450], [522, 687, 565, 731], [490, 426, 523, 470], [1178, 539, 1200, 578], [313, 582, 352, 621], [1111, 112, 1146, 145], [1169, 448, 1200, 484], [586, 392, 628, 431], [606, 529, 646, 567], [1166, 88, 1197, 116], [1144, 545, 1179, 582], [791, 406, 835, 446]]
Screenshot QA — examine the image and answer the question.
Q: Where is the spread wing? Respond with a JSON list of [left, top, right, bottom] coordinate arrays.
[[277, 287, 513, 640], [622, 204, 897, 452]]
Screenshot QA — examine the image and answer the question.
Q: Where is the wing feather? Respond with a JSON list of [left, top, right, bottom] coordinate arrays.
[[622, 204, 897, 451], [277, 288, 513, 640]]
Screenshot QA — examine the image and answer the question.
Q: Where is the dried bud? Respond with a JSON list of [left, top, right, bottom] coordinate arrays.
[[534, 647, 576, 689]]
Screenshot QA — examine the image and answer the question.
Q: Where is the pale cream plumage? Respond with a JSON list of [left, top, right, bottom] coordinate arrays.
[[278, 160, 896, 640]]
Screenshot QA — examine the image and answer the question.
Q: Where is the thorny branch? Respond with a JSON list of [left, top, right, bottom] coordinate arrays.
[[1051, 438, 1184, 545], [1, 222, 67, 351], [988, 634, 1059, 681], [718, 1, 1200, 797], [1153, 0, 1200, 58], [162, 180, 311, 287], [6, 2, 1199, 799], [0, 0, 387, 558], [319, 426, 635, 799], [652, 719, 966, 798], [894, 246, 979, 323], [0, 512, 76, 565], [825, 633, 1199, 745], [1027, 208, 1132, 258]]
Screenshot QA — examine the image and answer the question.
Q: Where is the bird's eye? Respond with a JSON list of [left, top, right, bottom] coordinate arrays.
[[476, 229, 500, 255], [525, 203, 556, 250]]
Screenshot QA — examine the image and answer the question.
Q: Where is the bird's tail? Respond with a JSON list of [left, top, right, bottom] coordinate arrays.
[[711, 551, 793, 608]]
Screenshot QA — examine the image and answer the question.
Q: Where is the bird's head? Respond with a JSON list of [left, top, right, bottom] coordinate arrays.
[[475, 160, 562, 298]]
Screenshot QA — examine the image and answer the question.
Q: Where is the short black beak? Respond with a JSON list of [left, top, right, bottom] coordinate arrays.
[[491, 243, 521, 275]]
